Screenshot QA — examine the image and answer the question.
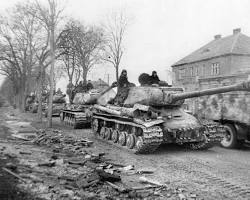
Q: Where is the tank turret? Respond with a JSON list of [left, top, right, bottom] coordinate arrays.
[[86, 85, 116, 105], [123, 81, 250, 106]]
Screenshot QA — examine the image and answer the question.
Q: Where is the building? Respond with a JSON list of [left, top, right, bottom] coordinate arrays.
[[171, 28, 250, 113]]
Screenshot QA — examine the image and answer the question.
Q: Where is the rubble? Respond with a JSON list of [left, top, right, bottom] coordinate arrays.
[[33, 129, 93, 154], [38, 161, 56, 167]]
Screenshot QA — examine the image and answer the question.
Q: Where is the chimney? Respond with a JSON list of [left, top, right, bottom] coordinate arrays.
[[233, 28, 241, 35], [214, 34, 221, 40]]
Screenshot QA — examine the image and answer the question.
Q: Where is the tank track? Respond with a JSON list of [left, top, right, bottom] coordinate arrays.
[[60, 110, 91, 129], [185, 120, 225, 150], [92, 115, 163, 154], [134, 140, 161, 154]]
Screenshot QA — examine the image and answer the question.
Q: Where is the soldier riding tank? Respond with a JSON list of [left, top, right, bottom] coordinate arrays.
[[91, 81, 250, 154]]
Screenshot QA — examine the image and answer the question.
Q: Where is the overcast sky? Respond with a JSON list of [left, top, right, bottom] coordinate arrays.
[[1, 0, 250, 89]]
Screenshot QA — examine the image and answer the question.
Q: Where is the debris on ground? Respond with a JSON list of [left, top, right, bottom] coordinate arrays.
[[33, 129, 93, 155], [0, 108, 201, 200], [2, 167, 27, 183], [139, 176, 166, 186]]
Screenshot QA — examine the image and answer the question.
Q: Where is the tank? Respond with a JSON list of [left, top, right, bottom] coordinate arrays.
[[44, 94, 66, 117], [60, 86, 116, 128], [91, 81, 250, 154]]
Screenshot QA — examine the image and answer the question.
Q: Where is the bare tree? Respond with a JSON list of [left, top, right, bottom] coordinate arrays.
[[0, 3, 41, 111], [33, 0, 64, 127], [71, 21, 104, 84], [58, 19, 104, 98], [57, 20, 81, 103], [102, 11, 129, 81]]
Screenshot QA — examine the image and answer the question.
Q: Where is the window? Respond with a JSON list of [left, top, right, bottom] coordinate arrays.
[[195, 66, 199, 76], [202, 64, 206, 76], [190, 67, 194, 76], [211, 63, 220, 75], [179, 68, 186, 79]]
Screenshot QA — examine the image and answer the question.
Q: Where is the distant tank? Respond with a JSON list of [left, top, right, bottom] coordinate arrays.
[[91, 81, 250, 154], [60, 87, 116, 129], [44, 94, 66, 117]]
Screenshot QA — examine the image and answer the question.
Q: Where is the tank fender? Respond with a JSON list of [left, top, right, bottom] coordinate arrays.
[[234, 123, 249, 140]]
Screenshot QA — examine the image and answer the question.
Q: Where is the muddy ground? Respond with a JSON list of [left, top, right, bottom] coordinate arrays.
[[1, 106, 250, 200]]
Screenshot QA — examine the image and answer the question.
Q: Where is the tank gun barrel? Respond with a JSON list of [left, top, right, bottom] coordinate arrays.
[[170, 81, 250, 104]]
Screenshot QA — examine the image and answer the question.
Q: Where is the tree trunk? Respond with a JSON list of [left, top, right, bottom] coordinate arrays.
[[19, 78, 26, 112], [68, 78, 73, 104], [47, 25, 55, 128], [37, 63, 44, 121], [115, 65, 119, 82], [82, 68, 88, 85]]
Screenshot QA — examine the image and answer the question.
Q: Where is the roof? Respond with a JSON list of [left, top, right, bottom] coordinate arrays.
[[172, 31, 250, 66]]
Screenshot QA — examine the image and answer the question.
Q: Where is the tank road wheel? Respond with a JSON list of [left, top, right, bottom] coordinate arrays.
[[64, 116, 67, 125], [60, 112, 64, 122], [92, 119, 99, 134], [72, 117, 77, 129], [118, 131, 127, 146], [72, 117, 75, 127], [112, 130, 119, 143], [126, 134, 136, 149], [135, 136, 144, 151], [100, 127, 106, 139], [221, 124, 238, 148], [68, 117, 71, 126], [66, 116, 69, 126], [67, 116, 70, 125], [69, 116, 72, 126], [104, 128, 112, 140]]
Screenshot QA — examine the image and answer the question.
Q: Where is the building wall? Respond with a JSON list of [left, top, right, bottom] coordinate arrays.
[[172, 55, 232, 90], [230, 55, 250, 74]]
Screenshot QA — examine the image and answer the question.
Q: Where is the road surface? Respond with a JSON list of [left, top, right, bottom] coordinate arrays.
[[56, 117, 250, 200]]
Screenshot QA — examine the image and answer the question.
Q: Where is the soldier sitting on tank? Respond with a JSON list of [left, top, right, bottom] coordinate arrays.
[[110, 69, 133, 106], [150, 71, 171, 87], [150, 71, 160, 85], [86, 80, 94, 91]]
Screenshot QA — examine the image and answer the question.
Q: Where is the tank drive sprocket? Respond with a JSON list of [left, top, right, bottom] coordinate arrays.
[[185, 120, 225, 150]]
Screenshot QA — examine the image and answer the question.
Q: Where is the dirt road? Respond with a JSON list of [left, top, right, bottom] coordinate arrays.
[[55, 117, 250, 200]]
